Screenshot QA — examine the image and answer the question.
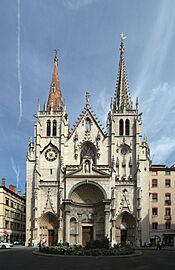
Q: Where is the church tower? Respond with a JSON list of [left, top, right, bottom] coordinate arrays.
[[108, 34, 150, 245], [26, 51, 69, 246], [26, 36, 150, 247]]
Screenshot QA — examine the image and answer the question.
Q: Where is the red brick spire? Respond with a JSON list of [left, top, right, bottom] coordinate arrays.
[[47, 51, 62, 111]]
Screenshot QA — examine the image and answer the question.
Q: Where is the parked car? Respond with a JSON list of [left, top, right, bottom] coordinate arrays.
[[0, 241, 12, 249], [13, 240, 24, 245]]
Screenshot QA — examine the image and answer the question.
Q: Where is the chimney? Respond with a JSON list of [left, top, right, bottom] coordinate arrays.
[[9, 184, 16, 193], [1, 178, 6, 187]]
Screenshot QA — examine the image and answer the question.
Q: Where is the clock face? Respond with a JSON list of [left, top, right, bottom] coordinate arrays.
[[45, 148, 57, 161]]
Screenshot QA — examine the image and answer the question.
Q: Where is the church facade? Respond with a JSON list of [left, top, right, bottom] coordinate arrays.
[[26, 38, 150, 247]]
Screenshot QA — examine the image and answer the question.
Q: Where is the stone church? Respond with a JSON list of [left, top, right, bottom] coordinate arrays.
[[26, 37, 150, 247]]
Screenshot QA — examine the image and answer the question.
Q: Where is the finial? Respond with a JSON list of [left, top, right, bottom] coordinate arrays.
[[44, 102, 47, 111], [136, 97, 139, 114], [120, 33, 127, 41], [37, 99, 40, 112], [54, 49, 58, 63], [110, 98, 113, 110], [85, 92, 91, 108], [120, 33, 127, 52]]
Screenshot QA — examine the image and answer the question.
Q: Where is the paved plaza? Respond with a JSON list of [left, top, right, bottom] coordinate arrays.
[[0, 247, 175, 270]]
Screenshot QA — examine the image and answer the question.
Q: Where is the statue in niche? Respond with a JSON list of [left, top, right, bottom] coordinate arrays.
[[85, 160, 90, 173]]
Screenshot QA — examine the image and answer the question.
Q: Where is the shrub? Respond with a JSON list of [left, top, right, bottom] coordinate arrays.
[[39, 240, 134, 256], [85, 237, 110, 249]]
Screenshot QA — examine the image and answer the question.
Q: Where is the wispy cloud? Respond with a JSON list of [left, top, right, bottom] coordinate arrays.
[[142, 82, 175, 163], [63, 0, 97, 10], [96, 88, 110, 127], [11, 156, 20, 191], [150, 137, 175, 164], [17, 0, 22, 125], [135, 0, 175, 97]]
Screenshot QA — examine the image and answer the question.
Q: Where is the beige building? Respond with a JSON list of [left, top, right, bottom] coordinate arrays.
[[0, 178, 26, 243], [26, 37, 150, 247], [149, 164, 175, 246]]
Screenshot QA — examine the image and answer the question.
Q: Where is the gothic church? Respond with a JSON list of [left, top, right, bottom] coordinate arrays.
[[26, 37, 150, 247]]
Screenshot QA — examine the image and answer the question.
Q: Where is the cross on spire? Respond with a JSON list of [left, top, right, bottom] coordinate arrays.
[[86, 92, 91, 108], [54, 49, 58, 63]]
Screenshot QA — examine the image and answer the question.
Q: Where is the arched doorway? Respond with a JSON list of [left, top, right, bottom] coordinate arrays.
[[68, 182, 106, 245], [39, 212, 58, 246], [116, 211, 136, 244]]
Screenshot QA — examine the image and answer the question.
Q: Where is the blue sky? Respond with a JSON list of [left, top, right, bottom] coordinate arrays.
[[0, 0, 175, 192]]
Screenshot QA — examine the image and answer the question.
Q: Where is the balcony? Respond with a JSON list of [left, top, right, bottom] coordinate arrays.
[[164, 215, 171, 220], [165, 200, 171, 205]]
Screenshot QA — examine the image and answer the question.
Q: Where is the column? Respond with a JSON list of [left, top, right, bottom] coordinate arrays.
[[65, 211, 70, 244]]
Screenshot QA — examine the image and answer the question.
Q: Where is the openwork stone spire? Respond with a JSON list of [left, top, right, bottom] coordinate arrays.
[[114, 34, 133, 112], [47, 50, 62, 112]]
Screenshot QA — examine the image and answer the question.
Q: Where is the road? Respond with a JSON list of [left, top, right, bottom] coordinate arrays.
[[0, 247, 175, 270]]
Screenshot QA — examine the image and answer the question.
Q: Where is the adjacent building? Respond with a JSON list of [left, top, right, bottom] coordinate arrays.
[[26, 37, 150, 247], [149, 164, 175, 246], [0, 178, 26, 243]]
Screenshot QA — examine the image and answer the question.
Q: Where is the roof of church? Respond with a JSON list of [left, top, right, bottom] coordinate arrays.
[[113, 34, 133, 112], [47, 51, 62, 112], [70, 92, 107, 138]]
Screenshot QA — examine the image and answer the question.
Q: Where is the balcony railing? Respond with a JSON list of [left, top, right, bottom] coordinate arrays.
[[165, 200, 171, 205], [164, 215, 171, 220]]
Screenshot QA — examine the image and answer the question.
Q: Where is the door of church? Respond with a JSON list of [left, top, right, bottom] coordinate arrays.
[[121, 229, 127, 244], [48, 230, 54, 246], [82, 226, 93, 246]]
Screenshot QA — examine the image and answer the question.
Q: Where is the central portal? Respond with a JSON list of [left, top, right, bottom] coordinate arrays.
[[82, 226, 93, 246]]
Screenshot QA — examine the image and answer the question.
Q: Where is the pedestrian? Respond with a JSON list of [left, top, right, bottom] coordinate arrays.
[[156, 239, 161, 250]]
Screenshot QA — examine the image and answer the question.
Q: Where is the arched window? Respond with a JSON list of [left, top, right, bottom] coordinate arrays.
[[119, 119, 124, 136], [46, 120, 51, 136], [85, 118, 91, 132], [52, 120, 57, 136], [80, 141, 96, 164], [125, 119, 130, 136]]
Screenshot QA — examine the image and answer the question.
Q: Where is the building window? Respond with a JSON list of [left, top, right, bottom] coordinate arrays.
[[46, 120, 51, 136], [165, 171, 171, 175], [119, 119, 124, 135], [152, 208, 158, 216], [152, 222, 158, 230], [125, 119, 130, 136], [5, 220, 9, 229], [5, 209, 9, 217], [5, 198, 9, 206], [165, 193, 171, 205], [165, 208, 171, 216], [165, 222, 171, 230], [85, 118, 91, 132], [165, 179, 171, 187], [52, 120, 57, 136], [152, 193, 158, 202], [152, 179, 158, 187], [50, 169, 52, 175]]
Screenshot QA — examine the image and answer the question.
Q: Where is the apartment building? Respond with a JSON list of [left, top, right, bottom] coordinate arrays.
[[0, 178, 26, 242], [149, 165, 175, 246]]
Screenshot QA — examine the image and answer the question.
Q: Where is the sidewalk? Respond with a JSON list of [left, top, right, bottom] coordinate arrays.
[[136, 246, 175, 251]]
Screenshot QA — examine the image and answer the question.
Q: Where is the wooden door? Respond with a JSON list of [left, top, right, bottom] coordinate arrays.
[[48, 230, 54, 246], [82, 226, 93, 246], [121, 229, 127, 244]]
